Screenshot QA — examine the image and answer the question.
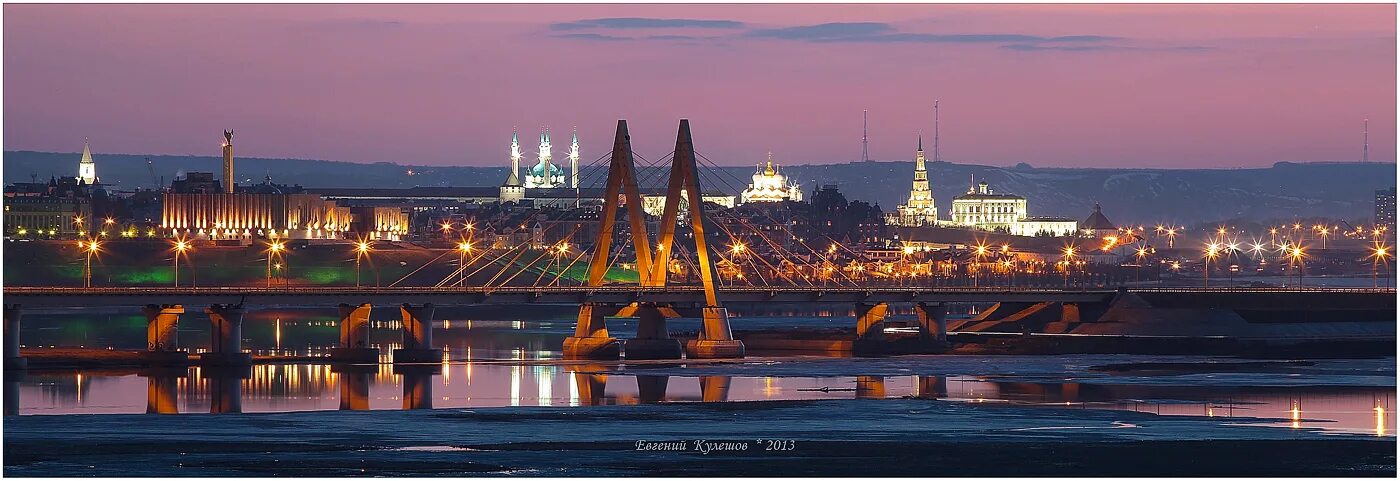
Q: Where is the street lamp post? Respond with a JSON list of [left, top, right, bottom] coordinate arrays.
[[81, 240, 100, 288], [172, 239, 190, 287], [266, 241, 285, 287], [457, 241, 472, 287], [1203, 243, 1219, 288], [355, 241, 372, 288]]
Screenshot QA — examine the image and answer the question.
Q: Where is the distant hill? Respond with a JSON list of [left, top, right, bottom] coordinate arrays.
[[5, 150, 1393, 225]]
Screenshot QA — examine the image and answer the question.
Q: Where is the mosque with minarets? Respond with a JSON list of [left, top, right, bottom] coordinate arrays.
[[500, 127, 579, 204]]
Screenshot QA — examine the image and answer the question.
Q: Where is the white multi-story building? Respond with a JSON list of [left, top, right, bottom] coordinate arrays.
[[950, 180, 1027, 232]]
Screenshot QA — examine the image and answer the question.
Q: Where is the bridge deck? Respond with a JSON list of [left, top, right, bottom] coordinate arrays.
[[2, 286, 1391, 309]]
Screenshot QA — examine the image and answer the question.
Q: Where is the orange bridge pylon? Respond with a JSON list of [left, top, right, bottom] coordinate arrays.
[[562, 119, 744, 360]]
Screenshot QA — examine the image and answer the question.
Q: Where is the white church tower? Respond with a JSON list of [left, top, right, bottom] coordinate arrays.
[[77, 138, 97, 185]]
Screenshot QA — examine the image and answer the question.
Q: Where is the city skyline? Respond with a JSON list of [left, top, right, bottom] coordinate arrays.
[[4, 4, 1396, 168]]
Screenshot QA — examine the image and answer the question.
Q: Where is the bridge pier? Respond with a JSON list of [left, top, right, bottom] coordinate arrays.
[[685, 307, 745, 359], [624, 304, 683, 360], [199, 304, 252, 366], [329, 303, 378, 364], [855, 375, 886, 399], [699, 375, 730, 403], [393, 303, 442, 363], [914, 302, 948, 341], [564, 303, 621, 360], [333, 364, 373, 410], [141, 304, 189, 365], [4, 304, 26, 370], [855, 302, 890, 341]]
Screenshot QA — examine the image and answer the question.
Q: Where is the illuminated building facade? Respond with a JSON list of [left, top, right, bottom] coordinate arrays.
[[890, 136, 938, 227], [1377, 187, 1396, 228], [351, 206, 410, 241], [161, 192, 351, 240], [640, 189, 737, 217], [950, 180, 1028, 232], [740, 153, 802, 204], [1009, 217, 1079, 237]]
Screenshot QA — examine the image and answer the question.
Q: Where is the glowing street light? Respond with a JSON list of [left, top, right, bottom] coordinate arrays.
[[1370, 244, 1391, 288], [1288, 246, 1306, 288], [171, 238, 191, 287], [354, 241, 373, 288], [265, 241, 286, 287], [1061, 246, 1076, 287], [82, 240, 101, 288], [1203, 243, 1220, 288]]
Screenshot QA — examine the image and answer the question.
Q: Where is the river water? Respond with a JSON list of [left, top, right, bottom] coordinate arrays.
[[9, 308, 1395, 438]]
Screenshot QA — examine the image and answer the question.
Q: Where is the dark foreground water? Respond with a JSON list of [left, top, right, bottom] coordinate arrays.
[[4, 308, 1396, 476]]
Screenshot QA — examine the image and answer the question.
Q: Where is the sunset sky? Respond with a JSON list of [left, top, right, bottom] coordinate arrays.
[[3, 4, 1395, 168]]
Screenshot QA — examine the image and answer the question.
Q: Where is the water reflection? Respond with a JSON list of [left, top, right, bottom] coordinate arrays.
[[10, 363, 1395, 436]]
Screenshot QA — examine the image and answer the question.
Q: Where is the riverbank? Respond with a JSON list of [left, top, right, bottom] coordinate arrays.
[[4, 398, 1392, 476]]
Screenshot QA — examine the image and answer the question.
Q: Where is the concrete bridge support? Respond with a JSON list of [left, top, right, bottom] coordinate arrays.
[[624, 304, 683, 360], [141, 304, 189, 365], [564, 304, 621, 360], [914, 303, 949, 341], [199, 304, 251, 366], [394, 303, 442, 363], [4, 304, 25, 370], [636, 375, 670, 404], [685, 307, 745, 359], [397, 365, 437, 410], [855, 303, 890, 341], [142, 304, 184, 351], [855, 375, 886, 399], [330, 303, 377, 364], [333, 364, 373, 411], [916, 375, 948, 399], [699, 375, 730, 403]]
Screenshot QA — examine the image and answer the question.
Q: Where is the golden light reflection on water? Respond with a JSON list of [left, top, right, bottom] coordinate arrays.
[[1291, 399, 1302, 429], [11, 366, 1397, 436]]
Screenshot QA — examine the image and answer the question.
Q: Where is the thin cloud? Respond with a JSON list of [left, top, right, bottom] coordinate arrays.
[[746, 22, 895, 40], [551, 17, 745, 31], [552, 33, 632, 42], [1002, 44, 1213, 52]]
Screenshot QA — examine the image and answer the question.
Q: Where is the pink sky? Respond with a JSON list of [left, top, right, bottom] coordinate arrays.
[[4, 4, 1395, 168]]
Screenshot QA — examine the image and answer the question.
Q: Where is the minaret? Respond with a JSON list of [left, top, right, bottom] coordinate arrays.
[[221, 129, 235, 194], [537, 128, 554, 188], [76, 138, 97, 185], [506, 128, 522, 186], [569, 127, 580, 189]]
